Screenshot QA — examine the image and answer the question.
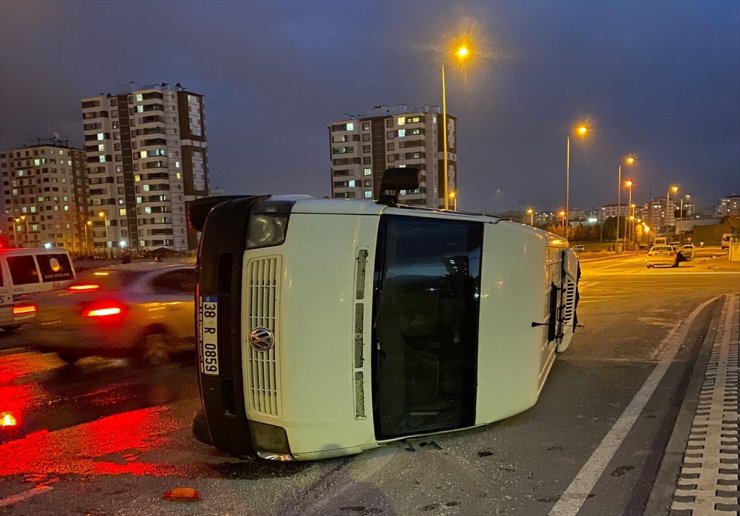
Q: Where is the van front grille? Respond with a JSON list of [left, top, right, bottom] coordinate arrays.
[[245, 256, 282, 417]]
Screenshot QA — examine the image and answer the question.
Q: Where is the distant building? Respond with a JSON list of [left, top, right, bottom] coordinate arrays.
[[715, 195, 740, 217], [81, 82, 209, 255], [329, 104, 457, 209], [1, 139, 86, 249], [599, 203, 630, 220]]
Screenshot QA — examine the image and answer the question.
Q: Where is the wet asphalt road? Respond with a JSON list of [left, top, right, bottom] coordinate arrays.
[[0, 252, 738, 515]]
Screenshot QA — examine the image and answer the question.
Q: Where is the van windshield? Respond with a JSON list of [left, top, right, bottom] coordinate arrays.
[[372, 214, 483, 439]]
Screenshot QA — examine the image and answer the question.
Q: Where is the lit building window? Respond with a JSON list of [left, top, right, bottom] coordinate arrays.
[[346, 122, 354, 131], [397, 117, 405, 126], [119, 208, 127, 216], [97, 133, 104, 140], [363, 168, 372, 176], [364, 191, 372, 199], [398, 129, 406, 137]]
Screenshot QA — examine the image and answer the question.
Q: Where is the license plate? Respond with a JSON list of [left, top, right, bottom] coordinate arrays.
[[199, 294, 219, 376]]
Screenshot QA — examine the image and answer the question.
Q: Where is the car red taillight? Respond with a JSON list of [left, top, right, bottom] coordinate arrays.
[[67, 283, 101, 292], [81, 300, 126, 319], [12, 304, 37, 316]]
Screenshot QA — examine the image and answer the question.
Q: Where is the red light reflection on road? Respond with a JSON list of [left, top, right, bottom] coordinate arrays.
[[0, 406, 188, 476]]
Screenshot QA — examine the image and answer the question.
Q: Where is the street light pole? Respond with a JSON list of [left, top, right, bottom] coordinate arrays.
[[616, 164, 622, 251], [20, 215, 30, 247], [624, 179, 633, 249], [565, 135, 570, 234], [564, 124, 588, 240], [12, 217, 18, 247], [442, 63, 449, 210], [527, 208, 534, 226], [98, 211, 108, 258], [440, 44, 471, 211], [616, 156, 636, 252], [666, 185, 678, 228]]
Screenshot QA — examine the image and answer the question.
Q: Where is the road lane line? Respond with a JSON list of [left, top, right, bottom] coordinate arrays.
[[549, 296, 719, 516], [0, 485, 54, 508]]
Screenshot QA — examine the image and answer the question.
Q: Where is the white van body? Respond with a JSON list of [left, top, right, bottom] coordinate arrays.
[[0, 248, 76, 331], [192, 194, 580, 461]]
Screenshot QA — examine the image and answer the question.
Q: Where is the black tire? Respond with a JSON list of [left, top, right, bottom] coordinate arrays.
[[192, 409, 213, 445], [57, 352, 80, 364], [138, 329, 171, 365]]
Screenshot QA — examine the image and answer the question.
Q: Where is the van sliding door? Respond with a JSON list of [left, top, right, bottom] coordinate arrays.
[[372, 215, 483, 439]]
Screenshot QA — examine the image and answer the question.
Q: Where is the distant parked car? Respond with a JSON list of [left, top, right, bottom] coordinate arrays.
[[571, 244, 585, 252], [28, 263, 195, 364], [646, 245, 679, 268]]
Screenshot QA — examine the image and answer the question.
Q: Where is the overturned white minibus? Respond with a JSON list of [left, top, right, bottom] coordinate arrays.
[[189, 169, 580, 461]]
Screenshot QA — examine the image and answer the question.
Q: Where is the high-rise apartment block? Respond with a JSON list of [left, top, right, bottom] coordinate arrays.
[[329, 104, 457, 208], [1, 139, 86, 249], [81, 82, 208, 254]]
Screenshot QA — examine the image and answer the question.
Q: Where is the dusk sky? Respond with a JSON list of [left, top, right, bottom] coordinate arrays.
[[1, 0, 738, 214]]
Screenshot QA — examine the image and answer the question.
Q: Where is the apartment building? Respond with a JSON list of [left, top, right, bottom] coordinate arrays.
[[1, 139, 86, 249], [81, 82, 208, 255], [329, 104, 457, 209], [715, 195, 740, 217]]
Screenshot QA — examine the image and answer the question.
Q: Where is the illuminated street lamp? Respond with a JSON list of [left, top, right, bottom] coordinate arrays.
[[98, 211, 109, 257], [623, 179, 634, 246], [564, 122, 589, 236], [615, 155, 636, 251], [15, 215, 30, 247], [12, 217, 19, 247], [527, 208, 534, 226], [679, 194, 691, 222], [442, 42, 471, 210], [84, 220, 93, 255], [666, 185, 679, 227], [449, 191, 458, 211]]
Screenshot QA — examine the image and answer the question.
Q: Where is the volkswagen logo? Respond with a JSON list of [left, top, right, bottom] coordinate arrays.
[[249, 327, 274, 352]]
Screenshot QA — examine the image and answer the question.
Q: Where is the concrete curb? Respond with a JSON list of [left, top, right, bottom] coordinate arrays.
[[643, 296, 725, 515]]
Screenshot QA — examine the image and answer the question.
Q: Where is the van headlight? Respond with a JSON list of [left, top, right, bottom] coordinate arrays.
[[246, 214, 289, 249]]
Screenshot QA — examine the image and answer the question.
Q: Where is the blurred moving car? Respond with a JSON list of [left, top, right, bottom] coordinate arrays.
[[571, 244, 585, 252], [679, 244, 695, 261], [28, 263, 195, 364], [646, 245, 679, 268]]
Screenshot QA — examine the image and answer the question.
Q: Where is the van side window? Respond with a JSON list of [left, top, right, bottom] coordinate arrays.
[[0, 266, 4, 287], [36, 254, 74, 282], [7, 256, 40, 285]]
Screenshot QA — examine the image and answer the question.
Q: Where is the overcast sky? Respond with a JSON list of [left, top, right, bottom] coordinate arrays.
[[1, 0, 738, 213]]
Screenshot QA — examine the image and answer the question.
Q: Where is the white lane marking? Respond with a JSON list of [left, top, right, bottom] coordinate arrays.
[[0, 485, 54, 508], [549, 295, 719, 516]]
